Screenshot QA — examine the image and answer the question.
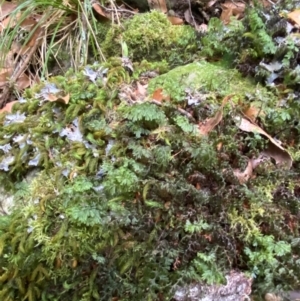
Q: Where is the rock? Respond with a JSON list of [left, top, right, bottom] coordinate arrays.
[[173, 270, 252, 301], [265, 291, 300, 301]]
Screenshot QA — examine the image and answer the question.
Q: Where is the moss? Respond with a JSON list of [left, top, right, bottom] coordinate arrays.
[[0, 56, 299, 300], [101, 11, 198, 65], [148, 60, 271, 101]]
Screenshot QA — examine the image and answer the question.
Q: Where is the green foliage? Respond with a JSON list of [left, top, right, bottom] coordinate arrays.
[[101, 10, 199, 66], [201, 7, 277, 59], [0, 56, 300, 301], [244, 8, 276, 57], [200, 4, 300, 89]]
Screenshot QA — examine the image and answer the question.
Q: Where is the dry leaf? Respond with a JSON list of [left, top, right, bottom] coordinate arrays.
[[0, 68, 13, 87], [46, 93, 70, 104], [262, 143, 292, 168], [152, 88, 170, 102], [164, 201, 171, 209], [16, 73, 30, 90], [234, 116, 292, 168], [242, 105, 263, 123], [92, 3, 110, 20], [0, 9, 39, 32], [24, 27, 42, 48], [0, 101, 18, 114], [148, 0, 168, 13], [217, 142, 223, 151], [19, 16, 38, 31], [288, 9, 300, 27], [220, 1, 245, 24], [168, 16, 184, 25], [136, 82, 147, 98], [233, 160, 253, 184], [0, 2, 18, 20], [0, 12, 21, 31], [198, 95, 232, 135], [198, 110, 223, 135]]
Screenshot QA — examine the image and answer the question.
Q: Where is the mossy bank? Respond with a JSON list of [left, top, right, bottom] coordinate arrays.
[[0, 10, 300, 301]]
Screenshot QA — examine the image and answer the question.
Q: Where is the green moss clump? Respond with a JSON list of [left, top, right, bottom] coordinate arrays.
[[101, 11, 198, 65], [148, 60, 271, 101], [0, 59, 299, 301]]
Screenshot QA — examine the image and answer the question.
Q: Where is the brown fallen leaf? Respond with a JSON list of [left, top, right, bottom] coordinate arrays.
[[24, 26, 43, 48], [147, 0, 168, 13], [0, 12, 21, 31], [220, 1, 245, 24], [262, 142, 293, 168], [234, 116, 292, 168], [0, 100, 18, 114], [0, 2, 18, 20], [233, 159, 253, 184], [242, 104, 264, 123], [136, 82, 147, 99], [198, 110, 223, 136], [152, 88, 170, 102], [0, 8, 40, 32], [0, 68, 13, 87], [46, 93, 70, 104], [288, 10, 300, 27], [168, 16, 184, 25], [198, 95, 232, 135], [16, 73, 30, 90], [92, 3, 111, 20]]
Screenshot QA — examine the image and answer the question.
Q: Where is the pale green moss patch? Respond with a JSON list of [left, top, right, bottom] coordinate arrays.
[[148, 60, 269, 101]]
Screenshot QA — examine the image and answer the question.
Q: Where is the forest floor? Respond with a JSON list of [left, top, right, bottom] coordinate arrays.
[[1, 0, 300, 301]]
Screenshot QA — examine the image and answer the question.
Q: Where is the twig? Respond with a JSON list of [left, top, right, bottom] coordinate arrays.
[[102, 7, 137, 14], [188, 0, 197, 27]]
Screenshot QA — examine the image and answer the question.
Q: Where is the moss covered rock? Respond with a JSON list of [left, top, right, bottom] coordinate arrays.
[[0, 58, 299, 301], [148, 60, 270, 99]]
